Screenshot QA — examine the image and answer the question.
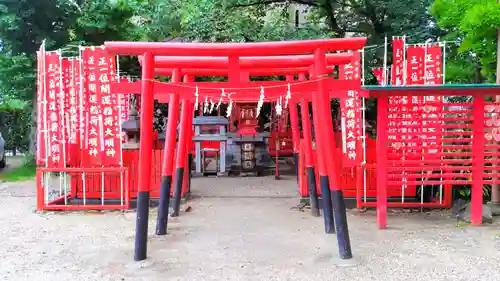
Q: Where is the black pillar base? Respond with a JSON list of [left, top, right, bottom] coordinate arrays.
[[306, 167, 320, 217], [134, 191, 150, 261], [155, 176, 172, 235], [171, 167, 185, 217], [294, 152, 299, 184], [188, 153, 193, 194], [331, 189, 353, 259], [320, 176, 335, 234]]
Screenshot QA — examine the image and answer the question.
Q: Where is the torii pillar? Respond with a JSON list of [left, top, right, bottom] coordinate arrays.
[[298, 72, 320, 217], [286, 75, 301, 186], [156, 68, 181, 235], [313, 48, 352, 260], [134, 52, 155, 261]]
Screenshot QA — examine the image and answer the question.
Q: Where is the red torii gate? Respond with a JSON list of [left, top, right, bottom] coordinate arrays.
[[105, 38, 366, 262], [119, 52, 361, 224], [123, 53, 362, 226]]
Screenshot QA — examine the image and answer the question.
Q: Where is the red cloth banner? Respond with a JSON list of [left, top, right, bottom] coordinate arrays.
[[422, 45, 444, 157], [339, 51, 362, 167], [68, 58, 80, 146], [135, 94, 141, 114], [119, 77, 130, 123], [424, 45, 443, 85], [371, 67, 384, 85], [64, 58, 81, 166], [36, 47, 47, 165], [82, 47, 103, 166], [406, 46, 425, 85], [391, 38, 405, 86], [405, 46, 426, 153], [61, 58, 72, 163], [81, 47, 120, 167], [388, 38, 406, 153], [45, 52, 64, 167]]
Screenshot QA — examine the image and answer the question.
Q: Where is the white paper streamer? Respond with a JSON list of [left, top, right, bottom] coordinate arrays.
[[194, 86, 199, 110], [285, 83, 291, 108], [256, 86, 265, 117]]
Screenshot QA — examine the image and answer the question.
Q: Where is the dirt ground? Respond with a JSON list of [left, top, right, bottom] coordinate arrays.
[[1, 176, 500, 281]]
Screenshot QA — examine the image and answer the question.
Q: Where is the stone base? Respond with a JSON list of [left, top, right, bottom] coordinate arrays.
[[330, 256, 359, 268], [487, 202, 500, 216], [454, 199, 494, 224]]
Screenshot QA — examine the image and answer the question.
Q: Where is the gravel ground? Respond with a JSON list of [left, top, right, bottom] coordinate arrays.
[[1, 175, 500, 281]]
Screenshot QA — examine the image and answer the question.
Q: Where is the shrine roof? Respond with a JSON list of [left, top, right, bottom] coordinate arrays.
[[364, 84, 500, 97], [104, 38, 367, 56]]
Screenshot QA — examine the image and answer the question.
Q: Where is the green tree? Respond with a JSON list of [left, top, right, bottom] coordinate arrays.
[[431, 0, 500, 81], [0, 0, 145, 157], [0, 98, 30, 154]]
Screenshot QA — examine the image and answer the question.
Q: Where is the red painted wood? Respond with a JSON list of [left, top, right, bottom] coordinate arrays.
[[104, 38, 367, 57], [376, 97, 389, 229], [110, 79, 362, 102], [147, 54, 353, 69], [155, 66, 336, 77], [471, 95, 485, 225]]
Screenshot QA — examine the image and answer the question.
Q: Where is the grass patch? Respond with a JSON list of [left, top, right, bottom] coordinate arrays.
[[0, 157, 37, 182]]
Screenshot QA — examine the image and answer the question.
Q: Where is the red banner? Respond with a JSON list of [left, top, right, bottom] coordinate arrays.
[[36, 46, 47, 165], [339, 51, 362, 167], [422, 45, 444, 157], [61, 58, 72, 163], [68, 58, 80, 146], [371, 67, 384, 85], [406, 46, 425, 85], [407, 46, 426, 152], [135, 94, 141, 114], [391, 38, 405, 86], [45, 52, 64, 167], [388, 38, 406, 151], [424, 45, 443, 85], [119, 77, 130, 123], [81, 47, 120, 167]]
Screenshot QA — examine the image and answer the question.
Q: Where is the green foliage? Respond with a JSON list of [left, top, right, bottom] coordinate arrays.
[[431, 0, 500, 81], [0, 99, 31, 153], [0, 0, 75, 55], [0, 0, 477, 140], [0, 54, 36, 100], [71, 0, 142, 45]]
